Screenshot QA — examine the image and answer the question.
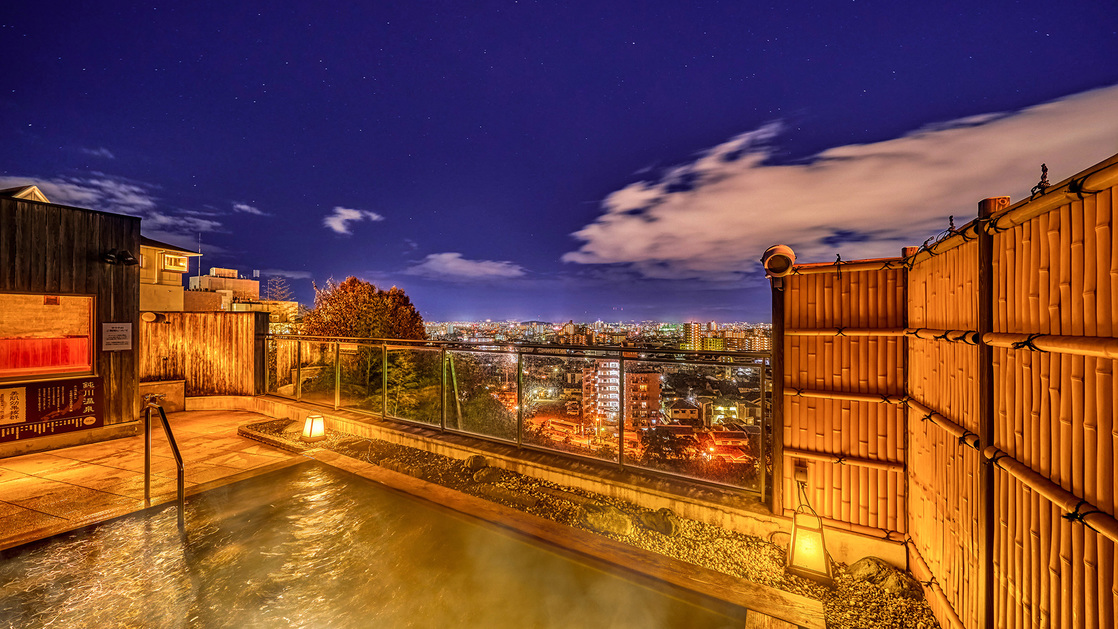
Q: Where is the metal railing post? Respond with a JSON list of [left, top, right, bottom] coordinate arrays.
[[440, 347, 446, 431], [295, 340, 303, 400], [144, 406, 152, 505], [618, 353, 626, 470], [516, 351, 523, 447], [759, 356, 768, 500], [334, 342, 341, 410], [382, 343, 388, 418]]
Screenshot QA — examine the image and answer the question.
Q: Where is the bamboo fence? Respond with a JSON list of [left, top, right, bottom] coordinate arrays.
[[775, 151, 1118, 629], [782, 264, 907, 533]]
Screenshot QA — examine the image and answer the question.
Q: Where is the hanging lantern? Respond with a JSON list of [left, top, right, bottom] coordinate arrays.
[[787, 476, 834, 586], [301, 415, 326, 442]]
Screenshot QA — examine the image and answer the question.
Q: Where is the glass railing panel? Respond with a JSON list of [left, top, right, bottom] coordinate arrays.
[[521, 352, 619, 463], [269, 338, 298, 398], [385, 346, 442, 426], [297, 341, 336, 405], [443, 349, 516, 442], [624, 358, 764, 491], [338, 342, 385, 414]]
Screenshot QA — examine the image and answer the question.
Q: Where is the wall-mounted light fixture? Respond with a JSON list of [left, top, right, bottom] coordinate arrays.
[[761, 244, 796, 278], [787, 463, 834, 586], [101, 249, 139, 266], [301, 414, 326, 442]]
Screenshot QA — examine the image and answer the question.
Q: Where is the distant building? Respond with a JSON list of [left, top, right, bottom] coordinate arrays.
[[582, 359, 661, 429], [625, 371, 661, 428], [681, 322, 703, 350], [188, 267, 259, 301], [668, 399, 700, 424], [139, 237, 202, 312], [701, 336, 725, 351]]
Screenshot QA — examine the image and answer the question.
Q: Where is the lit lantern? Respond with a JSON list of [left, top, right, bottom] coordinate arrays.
[[301, 415, 326, 443], [787, 479, 833, 586]]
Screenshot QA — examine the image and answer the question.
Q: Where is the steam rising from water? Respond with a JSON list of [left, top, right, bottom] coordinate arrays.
[[0, 464, 741, 628]]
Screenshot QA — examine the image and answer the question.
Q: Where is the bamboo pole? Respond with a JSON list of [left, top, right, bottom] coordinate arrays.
[[906, 328, 980, 343], [908, 398, 981, 450], [789, 257, 905, 275], [982, 333, 1118, 358], [983, 445, 1118, 544], [784, 327, 906, 337], [783, 387, 907, 405]]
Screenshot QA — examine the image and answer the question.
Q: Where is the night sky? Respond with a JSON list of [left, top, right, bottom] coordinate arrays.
[[3, 1, 1117, 322]]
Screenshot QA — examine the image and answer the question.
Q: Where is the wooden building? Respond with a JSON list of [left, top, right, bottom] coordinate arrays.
[[0, 188, 141, 457]]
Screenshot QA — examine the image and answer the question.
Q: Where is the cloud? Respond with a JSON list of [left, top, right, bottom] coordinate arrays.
[[323, 206, 384, 235], [564, 84, 1118, 280], [79, 147, 115, 159], [404, 252, 527, 280], [233, 202, 267, 215], [261, 268, 314, 280]]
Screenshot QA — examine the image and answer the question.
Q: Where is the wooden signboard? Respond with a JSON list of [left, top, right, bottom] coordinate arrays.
[[0, 377, 103, 443]]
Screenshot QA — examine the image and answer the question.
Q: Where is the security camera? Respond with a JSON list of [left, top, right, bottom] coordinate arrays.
[[761, 245, 796, 277]]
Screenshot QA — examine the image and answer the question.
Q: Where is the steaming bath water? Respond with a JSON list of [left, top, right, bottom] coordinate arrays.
[[0, 462, 744, 628]]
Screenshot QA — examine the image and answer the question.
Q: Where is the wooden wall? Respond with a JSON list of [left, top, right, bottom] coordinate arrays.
[[0, 197, 140, 426], [139, 311, 268, 396], [776, 151, 1118, 629]]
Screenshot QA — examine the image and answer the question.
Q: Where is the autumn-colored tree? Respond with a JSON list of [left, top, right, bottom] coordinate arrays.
[[300, 277, 428, 413], [301, 277, 426, 340]]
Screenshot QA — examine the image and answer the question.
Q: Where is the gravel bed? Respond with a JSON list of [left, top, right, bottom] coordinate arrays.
[[246, 419, 940, 629]]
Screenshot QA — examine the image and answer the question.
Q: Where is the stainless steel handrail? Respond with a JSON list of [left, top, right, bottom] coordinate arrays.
[[143, 393, 186, 528]]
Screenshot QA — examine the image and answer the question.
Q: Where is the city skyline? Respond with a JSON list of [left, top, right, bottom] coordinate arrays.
[[2, 2, 1117, 321]]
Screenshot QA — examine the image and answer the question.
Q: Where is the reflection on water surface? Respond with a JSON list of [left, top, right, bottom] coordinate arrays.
[[0, 463, 742, 628]]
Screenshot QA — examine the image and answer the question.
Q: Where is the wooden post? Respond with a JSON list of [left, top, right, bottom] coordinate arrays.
[[771, 277, 786, 514], [978, 195, 1010, 629]]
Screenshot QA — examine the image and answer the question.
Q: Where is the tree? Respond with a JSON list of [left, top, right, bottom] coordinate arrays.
[[301, 277, 428, 407], [265, 276, 294, 302], [302, 277, 426, 340]]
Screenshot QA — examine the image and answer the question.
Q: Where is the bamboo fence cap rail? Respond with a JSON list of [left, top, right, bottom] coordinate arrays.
[[982, 332, 1118, 359], [904, 328, 980, 344], [785, 387, 908, 405], [986, 151, 1118, 233], [902, 151, 1118, 266], [982, 445, 1118, 544], [787, 256, 905, 276]]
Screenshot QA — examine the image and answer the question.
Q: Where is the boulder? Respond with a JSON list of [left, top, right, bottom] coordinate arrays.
[[472, 466, 505, 484], [475, 483, 540, 510], [635, 507, 680, 536], [579, 503, 633, 536], [846, 557, 923, 599], [464, 454, 488, 472]]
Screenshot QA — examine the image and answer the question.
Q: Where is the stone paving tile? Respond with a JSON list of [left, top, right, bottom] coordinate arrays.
[[0, 453, 86, 476], [0, 466, 30, 483], [5, 479, 139, 520], [0, 500, 67, 534], [41, 463, 180, 500], [203, 451, 289, 470], [153, 462, 252, 486], [81, 451, 181, 476]]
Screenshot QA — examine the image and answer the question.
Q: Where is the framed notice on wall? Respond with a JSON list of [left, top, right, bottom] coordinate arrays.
[[102, 323, 132, 351], [0, 377, 103, 443]]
